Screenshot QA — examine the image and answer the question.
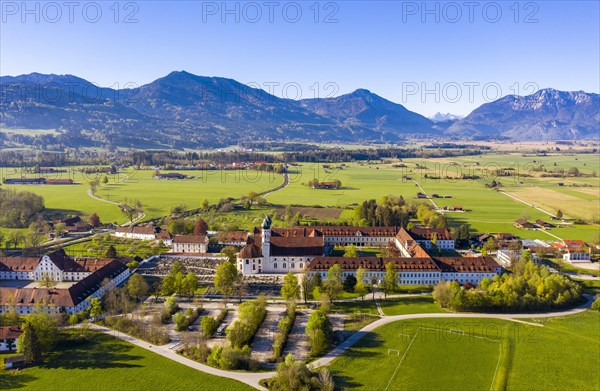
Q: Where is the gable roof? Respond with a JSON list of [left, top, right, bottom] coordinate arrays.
[[306, 256, 440, 271], [0, 260, 128, 308], [432, 256, 498, 273], [173, 235, 208, 244], [408, 227, 453, 241]]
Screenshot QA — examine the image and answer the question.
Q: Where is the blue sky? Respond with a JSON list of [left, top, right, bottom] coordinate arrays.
[[1, 1, 599, 115]]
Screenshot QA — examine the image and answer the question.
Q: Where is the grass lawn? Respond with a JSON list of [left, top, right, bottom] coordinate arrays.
[[379, 295, 443, 316], [0, 332, 252, 391], [329, 312, 600, 391], [334, 299, 379, 315]]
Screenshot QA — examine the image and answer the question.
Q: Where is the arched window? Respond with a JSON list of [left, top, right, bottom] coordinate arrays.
[[283, 263, 287, 269], [291, 263, 295, 269], [274, 263, 277, 269], [299, 262, 303, 269]]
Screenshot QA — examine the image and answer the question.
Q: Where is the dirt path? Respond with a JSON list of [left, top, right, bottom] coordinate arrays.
[[412, 179, 440, 210]]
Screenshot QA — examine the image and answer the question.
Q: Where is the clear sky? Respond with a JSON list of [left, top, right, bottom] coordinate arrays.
[[1, 0, 598, 116]]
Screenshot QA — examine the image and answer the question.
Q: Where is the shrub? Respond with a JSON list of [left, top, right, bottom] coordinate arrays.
[[226, 297, 267, 348], [201, 316, 219, 337], [272, 303, 296, 360], [306, 309, 332, 357], [592, 298, 600, 311]]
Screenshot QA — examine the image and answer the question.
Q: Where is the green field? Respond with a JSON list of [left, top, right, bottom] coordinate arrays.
[[379, 295, 444, 316], [329, 312, 600, 391], [2, 153, 598, 241], [267, 156, 600, 242], [0, 332, 252, 391], [1, 168, 283, 224]]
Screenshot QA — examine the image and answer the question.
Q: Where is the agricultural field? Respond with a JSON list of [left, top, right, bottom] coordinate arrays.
[[329, 311, 600, 391], [0, 168, 283, 224], [267, 153, 600, 242], [0, 332, 253, 391]]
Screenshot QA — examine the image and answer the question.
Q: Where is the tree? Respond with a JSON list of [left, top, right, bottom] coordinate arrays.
[[383, 261, 398, 299], [26, 311, 58, 354], [39, 272, 58, 289], [24, 232, 43, 255], [220, 246, 238, 263], [68, 314, 79, 327], [54, 222, 66, 238], [556, 209, 563, 219], [306, 310, 333, 356], [271, 353, 312, 391], [102, 175, 109, 185], [182, 272, 198, 295], [0, 231, 4, 250], [106, 245, 118, 258], [300, 272, 316, 304], [432, 281, 454, 308], [88, 298, 103, 318], [127, 273, 149, 301], [281, 272, 300, 302], [430, 232, 439, 256], [17, 321, 41, 364], [324, 264, 343, 302], [8, 231, 25, 248], [88, 178, 100, 195], [343, 244, 357, 257], [214, 261, 239, 303], [194, 219, 208, 236], [200, 198, 210, 211], [343, 275, 357, 292], [355, 267, 367, 300], [89, 213, 101, 228], [201, 315, 219, 337]]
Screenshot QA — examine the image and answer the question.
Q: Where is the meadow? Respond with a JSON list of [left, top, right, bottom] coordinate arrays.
[[0, 168, 283, 224], [267, 154, 600, 242], [329, 311, 600, 391], [0, 332, 252, 391], [1, 152, 597, 242]]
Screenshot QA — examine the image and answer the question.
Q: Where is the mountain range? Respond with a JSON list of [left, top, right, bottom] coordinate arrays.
[[0, 71, 598, 149]]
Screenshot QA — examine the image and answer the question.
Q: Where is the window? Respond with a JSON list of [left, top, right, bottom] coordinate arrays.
[[283, 263, 287, 269], [291, 263, 295, 269], [274, 263, 277, 269]]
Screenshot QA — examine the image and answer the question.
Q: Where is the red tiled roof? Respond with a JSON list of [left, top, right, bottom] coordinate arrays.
[[0, 257, 40, 272], [173, 235, 208, 244], [307, 257, 440, 271], [409, 228, 453, 241], [0, 326, 22, 339], [433, 257, 498, 273]]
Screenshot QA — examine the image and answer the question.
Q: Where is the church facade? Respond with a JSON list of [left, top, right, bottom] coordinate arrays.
[[237, 216, 500, 286]]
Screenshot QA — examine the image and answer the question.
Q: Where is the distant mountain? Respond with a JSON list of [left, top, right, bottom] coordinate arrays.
[[1, 73, 598, 148], [429, 112, 464, 123], [448, 89, 600, 140], [298, 89, 434, 136]]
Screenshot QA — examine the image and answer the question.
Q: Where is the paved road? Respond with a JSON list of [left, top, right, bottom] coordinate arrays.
[[93, 296, 594, 390], [309, 295, 594, 369], [90, 324, 269, 390]]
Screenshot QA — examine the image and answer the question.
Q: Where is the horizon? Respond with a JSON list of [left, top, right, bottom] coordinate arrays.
[[1, 69, 598, 119], [1, 1, 598, 116]]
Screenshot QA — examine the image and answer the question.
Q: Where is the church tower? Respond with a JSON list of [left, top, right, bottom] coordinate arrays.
[[261, 215, 272, 260]]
